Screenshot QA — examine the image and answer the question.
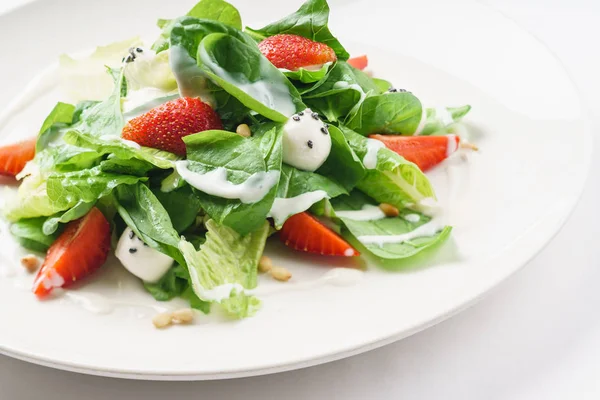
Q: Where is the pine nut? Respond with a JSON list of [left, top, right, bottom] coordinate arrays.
[[152, 312, 172, 329], [379, 203, 399, 217], [236, 124, 252, 138], [258, 255, 273, 273], [20, 254, 39, 273], [171, 308, 194, 324], [460, 141, 479, 151], [270, 266, 292, 282]]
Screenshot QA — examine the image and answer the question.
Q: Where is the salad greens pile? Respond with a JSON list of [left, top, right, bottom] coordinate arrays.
[[6, 0, 470, 319]]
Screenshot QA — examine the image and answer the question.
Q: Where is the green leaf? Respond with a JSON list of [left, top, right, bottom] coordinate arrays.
[[317, 125, 366, 191], [269, 164, 346, 227], [43, 201, 95, 235], [197, 32, 304, 122], [10, 217, 59, 252], [99, 157, 155, 177], [420, 105, 471, 135], [246, 0, 349, 60], [152, 0, 243, 53], [36, 102, 76, 152], [179, 219, 269, 319], [282, 62, 332, 84], [346, 92, 423, 135], [73, 67, 125, 138], [331, 191, 451, 259], [303, 61, 380, 122], [143, 264, 188, 301], [114, 183, 184, 266], [45, 164, 145, 211], [168, 17, 256, 99], [182, 127, 281, 235], [339, 126, 436, 210], [64, 130, 180, 169], [152, 185, 202, 233]]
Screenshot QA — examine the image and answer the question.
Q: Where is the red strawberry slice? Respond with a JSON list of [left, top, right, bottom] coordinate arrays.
[[279, 212, 359, 257], [33, 207, 111, 297], [369, 134, 462, 172], [258, 34, 337, 71], [348, 55, 368, 70], [0, 138, 36, 177], [122, 97, 223, 156]]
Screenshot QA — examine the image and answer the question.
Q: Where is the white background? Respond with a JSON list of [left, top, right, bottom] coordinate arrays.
[[0, 0, 599, 398]]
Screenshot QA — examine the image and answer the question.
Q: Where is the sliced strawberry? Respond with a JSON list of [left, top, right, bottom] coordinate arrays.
[[33, 207, 111, 297], [0, 138, 36, 177], [348, 55, 368, 70], [279, 212, 359, 257], [258, 34, 337, 71], [122, 97, 223, 156], [369, 134, 460, 172]]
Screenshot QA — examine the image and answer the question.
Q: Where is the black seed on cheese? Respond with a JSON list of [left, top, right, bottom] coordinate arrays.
[[129, 248, 138, 254], [298, 111, 304, 116], [320, 126, 328, 135], [292, 115, 300, 121], [388, 88, 398, 92], [129, 230, 135, 239], [311, 112, 319, 120], [307, 140, 313, 149], [136, 47, 143, 53]]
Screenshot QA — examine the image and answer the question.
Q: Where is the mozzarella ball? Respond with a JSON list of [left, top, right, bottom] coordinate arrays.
[[115, 227, 174, 283], [282, 108, 332, 172]]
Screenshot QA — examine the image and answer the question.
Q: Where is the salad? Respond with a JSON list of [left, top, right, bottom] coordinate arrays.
[[0, 0, 473, 325]]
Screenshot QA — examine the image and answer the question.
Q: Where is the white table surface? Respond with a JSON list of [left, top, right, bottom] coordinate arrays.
[[1, 0, 599, 398]]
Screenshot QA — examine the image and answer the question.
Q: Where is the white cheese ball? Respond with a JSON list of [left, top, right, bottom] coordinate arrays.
[[115, 227, 174, 283], [282, 108, 332, 172]]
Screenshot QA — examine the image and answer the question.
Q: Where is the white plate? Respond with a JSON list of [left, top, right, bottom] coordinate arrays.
[[0, 0, 591, 380]]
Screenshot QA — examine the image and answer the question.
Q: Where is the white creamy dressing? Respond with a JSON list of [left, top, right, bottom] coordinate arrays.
[[169, 44, 214, 105], [281, 108, 332, 172], [268, 190, 329, 225], [335, 204, 386, 221], [436, 106, 454, 126], [115, 227, 174, 283], [446, 134, 459, 157], [175, 161, 280, 204], [190, 267, 365, 302], [363, 138, 385, 169], [413, 106, 428, 136], [357, 217, 445, 246], [403, 213, 421, 223]]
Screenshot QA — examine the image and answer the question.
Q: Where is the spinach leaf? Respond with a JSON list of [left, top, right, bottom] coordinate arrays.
[[99, 157, 155, 177], [36, 102, 76, 152], [317, 124, 366, 191], [207, 80, 250, 130], [179, 219, 269, 319], [246, 0, 349, 60], [269, 164, 346, 227], [330, 191, 451, 259], [169, 17, 255, 99], [152, 185, 202, 233], [64, 130, 180, 169], [43, 201, 95, 235], [143, 264, 188, 301], [197, 32, 304, 122], [303, 61, 380, 122], [339, 126, 436, 210], [152, 0, 243, 53], [73, 67, 125, 137], [282, 62, 332, 84], [114, 183, 185, 265], [346, 92, 423, 135], [10, 217, 59, 252], [182, 127, 281, 235], [420, 105, 471, 135]]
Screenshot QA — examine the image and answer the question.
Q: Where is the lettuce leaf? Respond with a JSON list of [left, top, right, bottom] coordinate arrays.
[[9, 217, 59, 252], [246, 0, 349, 60], [420, 105, 472, 135], [179, 219, 269, 318], [330, 191, 451, 259], [282, 63, 331, 84]]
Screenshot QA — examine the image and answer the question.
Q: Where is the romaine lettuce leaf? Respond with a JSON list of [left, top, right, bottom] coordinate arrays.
[[42, 201, 95, 235], [179, 219, 269, 319], [330, 191, 451, 259], [36, 102, 76, 151], [282, 62, 331, 84], [246, 0, 349, 60]]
